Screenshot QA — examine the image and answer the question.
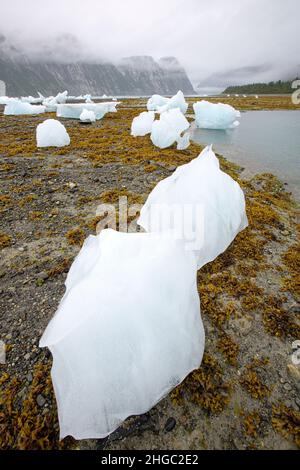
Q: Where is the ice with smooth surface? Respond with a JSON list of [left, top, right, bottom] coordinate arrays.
[[150, 108, 190, 149], [57, 102, 119, 120], [36, 119, 70, 147], [193, 100, 240, 129], [4, 99, 46, 115], [80, 109, 96, 122], [131, 111, 155, 136], [138, 146, 248, 268], [39, 229, 204, 439]]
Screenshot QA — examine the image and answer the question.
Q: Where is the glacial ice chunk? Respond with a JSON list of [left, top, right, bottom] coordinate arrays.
[[138, 145, 248, 268], [176, 131, 190, 150], [157, 91, 188, 114], [80, 109, 96, 123], [57, 102, 119, 120], [193, 101, 240, 130], [131, 111, 155, 136], [55, 91, 68, 104], [4, 99, 46, 115], [36, 119, 70, 147], [42, 97, 58, 112], [150, 108, 190, 149], [147, 90, 188, 114], [39, 228, 204, 439], [147, 94, 170, 111], [0, 96, 12, 105], [21, 95, 43, 104]]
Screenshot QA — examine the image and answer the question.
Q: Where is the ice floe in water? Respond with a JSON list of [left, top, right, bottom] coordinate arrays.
[[39, 228, 204, 439], [150, 108, 190, 149], [138, 145, 248, 268], [193, 100, 240, 130], [80, 109, 96, 123], [131, 111, 155, 136], [36, 119, 70, 147], [4, 99, 46, 115], [147, 90, 188, 114], [57, 102, 119, 120]]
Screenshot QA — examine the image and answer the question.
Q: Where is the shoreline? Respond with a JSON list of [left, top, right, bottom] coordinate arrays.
[[0, 100, 299, 450]]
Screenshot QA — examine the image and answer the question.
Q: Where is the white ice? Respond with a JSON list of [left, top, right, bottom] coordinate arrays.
[[147, 94, 169, 111], [0, 96, 13, 105], [193, 100, 240, 130], [131, 111, 155, 136], [176, 131, 190, 150], [39, 229, 204, 439], [4, 99, 46, 115], [138, 145, 248, 269], [147, 90, 188, 114], [157, 91, 188, 114], [42, 97, 58, 112], [150, 108, 190, 149], [57, 102, 119, 120], [80, 109, 96, 123], [21, 95, 43, 104], [55, 91, 68, 104], [36, 119, 70, 147]]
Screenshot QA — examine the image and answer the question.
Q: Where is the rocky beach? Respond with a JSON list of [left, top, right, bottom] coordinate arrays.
[[0, 96, 299, 450]]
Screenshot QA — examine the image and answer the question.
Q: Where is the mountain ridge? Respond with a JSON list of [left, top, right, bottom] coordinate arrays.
[[0, 44, 195, 96]]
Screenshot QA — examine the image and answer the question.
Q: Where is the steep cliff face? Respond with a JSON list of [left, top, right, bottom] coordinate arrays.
[[0, 48, 195, 96]]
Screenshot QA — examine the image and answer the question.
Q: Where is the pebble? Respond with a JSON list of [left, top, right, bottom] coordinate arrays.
[[36, 394, 46, 407], [37, 271, 49, 281], [283, 382, 292, 391], [287, 363, 300, 381], [26, 372, 33, 382], [164, 417, 176, 432], [24, 353, 31, 361]]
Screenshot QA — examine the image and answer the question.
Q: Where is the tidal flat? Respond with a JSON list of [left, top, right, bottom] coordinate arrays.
[[0, 96, 299, 450]]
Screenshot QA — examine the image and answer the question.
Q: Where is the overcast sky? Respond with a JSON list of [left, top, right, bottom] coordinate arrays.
[[0, 0, 299, 88]]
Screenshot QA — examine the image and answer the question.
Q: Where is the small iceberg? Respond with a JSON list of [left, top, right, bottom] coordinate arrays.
[[138, 145, 248, 269], [131, 111, 155, 136], [39, 228, 204, 439], [150, 108, 190, 149], [147, 90, 188, 114], [36, 119, 70, 147], [0, 96, 13, 105], [80, 109, 96, 123], [147, 94, 169, 111], [4, 99, 46, 115], [57, 102, 119, 120], [176, 131, 190, 150], [193, 100, 240, 130], [21, 95, 44, 104]]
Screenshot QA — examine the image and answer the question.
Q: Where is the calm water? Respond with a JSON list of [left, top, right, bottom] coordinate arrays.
[[191, 110, 300, 201]]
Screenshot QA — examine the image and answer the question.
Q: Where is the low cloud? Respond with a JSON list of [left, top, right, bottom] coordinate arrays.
[[0, 0, 299, 88]]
